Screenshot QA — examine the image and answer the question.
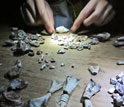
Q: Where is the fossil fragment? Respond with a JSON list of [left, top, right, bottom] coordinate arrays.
[[9, 79, 28, 90], [83, 99, 93, 107], [29, 80, 63, 107], [88, 66, 100, 75], [51, 33, 58, 40], [56, 26, 69, 33], [40, 63, 47, 71], [49, 65, 55, 69], [4, 66, 21, 80], [4, 40, 18, 46], [57, 49, 65, 54], [95, 32, 111, 42], [59, 76, 80, 107], [15, 60, 22, 68], [28, 50, 35, 56], [81, 79, 101, 100], [29, 40, 40, 47], [117, 61, 124, 65], [38, 54, 44, 64], [44, 60, 49, 63], [2, 91, 22, 106], [60, 62, 65, 67], [50, 58, 56, 63], [90, 38, 99, 45], [77, 46, 83, 51], [115, 82, 124, 95], [110, 77, 117, 85], [113, 41, 124, 47], [117, 36, 124, 41], [36, 50, 43, 55], [0, 63, 2, 66], [108, 87, 115, 94], [17, 30, 26, 39]]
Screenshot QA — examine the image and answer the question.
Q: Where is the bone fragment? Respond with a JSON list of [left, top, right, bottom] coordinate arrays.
[[88, 66, 100, 75], [117, 36, 124, 41], [110, 77, 117, 85], [83, 99, 93, 107], [56, 26, 69, 33], [15, 60, 22, 68], [117, 61, 124, 65], [113, 41, 124, 47], [108, 87, 115, 94], [40, 63, 47, 71], [57, 49, 65, 54]]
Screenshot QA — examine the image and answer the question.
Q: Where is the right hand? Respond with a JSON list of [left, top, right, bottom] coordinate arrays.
[[20, 0, 54, 34]]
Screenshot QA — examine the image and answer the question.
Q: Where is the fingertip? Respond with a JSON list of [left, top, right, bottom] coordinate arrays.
[[70, 26, 76, 33]]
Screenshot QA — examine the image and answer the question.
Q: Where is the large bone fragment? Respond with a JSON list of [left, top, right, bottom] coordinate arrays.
[[59, 76, 80, 107], [29, 80, 63, 107], [81, 79, 101, 100], [56, 26, 69, 33], [117, 61, 124, 65]]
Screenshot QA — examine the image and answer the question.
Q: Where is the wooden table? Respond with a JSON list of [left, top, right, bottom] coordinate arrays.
[[0, 24, 124, 107]]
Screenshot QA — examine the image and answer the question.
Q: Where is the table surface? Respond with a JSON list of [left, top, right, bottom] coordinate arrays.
[[0, 24, 124, 107]]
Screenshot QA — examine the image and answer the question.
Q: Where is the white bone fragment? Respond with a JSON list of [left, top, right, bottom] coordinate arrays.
[[49, 80, 63, 94], [113, 41, 124, 47], [59, 76, 80, 107], [110, 77, 117, 85], [40, 63, 47, 71], [115, 82, 124, 95], [29, 93, 51, 107], [117, 36, 124, 41], [117, 61, 124, 65], [116, 72, 124, 79], [57, 49, 65, 54], [90, 38, 99, 45], [81, 79, 101, 99], [56, 26, 69, 33], [88, 66, 100, 75], [51, 33, 58, 40], [15, 60, 22, 68], [83, 99, 93, 107], [49, 65, 55, 69], [60, 62, 65, 67], [108, 87, 115, 94]]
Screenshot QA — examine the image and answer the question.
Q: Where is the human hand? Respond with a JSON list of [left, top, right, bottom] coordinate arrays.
[[20, 0, 54, 34], [71, 0, 115, 32]]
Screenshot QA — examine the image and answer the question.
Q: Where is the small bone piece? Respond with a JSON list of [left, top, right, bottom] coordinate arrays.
[[81, 79, 101, 100], [83, 99, 93, 107], [117, 61, 124, 65], [50, 58, 56, 63], [90, 38, 99, 45], [11, 27, 18, 31], [117, 36, 124, 41], [51, 33, 58, 40], [115, 82, 124, 95], [110, 77, 117, 85], [56, 26, 69, 33], [96, 32, 111, 42], [49, 65, 55, 69], [113, 41, 124, 47], [28, 50, 35, 56], [108, 87, 115, 94], [116, 72, 124, 79], [88, 66, 100, 75], [15, 60, 22, 68], [29, 80, 63, 107], [29, 40, 40, 47], [57, 49, 65, 54], [36, 50, 43, 55], [9, 79, 28, 90], [60, 62, 65, 67], [59, 76, 80, 107], [38, 54, 44, 63], [40, 63, 47, 71]]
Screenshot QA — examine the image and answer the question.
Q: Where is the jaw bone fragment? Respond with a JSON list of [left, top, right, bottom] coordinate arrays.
[[117, 61, 124, 65], [95, 32, 111, 42], [88, 66, 100, 75], [56, 26, 69, 33], [59, 76, 80, 107], [29, 80, 63, 107], [81, 79, 101, 100]]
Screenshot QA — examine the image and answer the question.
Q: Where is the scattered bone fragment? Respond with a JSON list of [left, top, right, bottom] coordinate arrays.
[[117, 61, 124, 65], [2, 91, 22, 106], [28, 50, 35, 56], [57, 49, 65, 54], [29, 80, 63, 107], [36, 50, 43, 55], [82, 43, 91, 50], [77, 46, 83, 51], [56, 26, 69, 33], [83, 99, 93, 107], [4, 66, 21, 80], [108, 87, 115, 94], [60, 62, 65, 67], [81, 79, 101, 100], [59, 76, 80, 107], [95, 32, 111, 42], [44, 60, 49, 63], [9, 78, 28, 90], [90, 38, 99, 45], [117, 36, 124, 41], [40, 63, 47, 71], [50, 58, 56, 63], [4, 40, 18, 46], [115, 82, 124, 95], [110, 77, 117, 85], [15, 60, 22, 68], [17, 30, 26, 39], [113, 41, 124, 47], [38, 54, 44, 63], [88, 66, 100, 75], [49, 65, 55, 69], [29, 40, 40, 47], [51, 33, 58, 40]]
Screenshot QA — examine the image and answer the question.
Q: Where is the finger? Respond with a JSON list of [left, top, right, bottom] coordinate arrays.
[[35, 0, 54, 33], [101, 10, 115, 25], [71, 0, 97, 32], [94, 5, 113, 26], [84, 0, 108, 26]]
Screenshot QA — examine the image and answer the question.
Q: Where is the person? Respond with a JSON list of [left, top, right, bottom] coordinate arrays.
[[20, 0, 116, 34]]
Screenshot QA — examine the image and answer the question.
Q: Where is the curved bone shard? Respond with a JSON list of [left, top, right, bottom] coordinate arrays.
[[57, 49, 65, 54], [88, 66, 100, 75], [56, 26, 69, 33], [49, 80, 63, 94], [29, 93, 51, 107], [81, 79, 101, 99]]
